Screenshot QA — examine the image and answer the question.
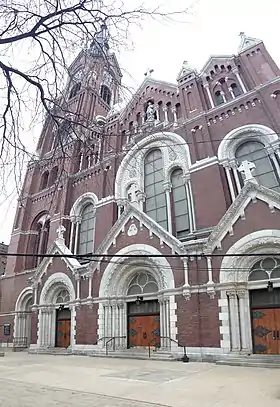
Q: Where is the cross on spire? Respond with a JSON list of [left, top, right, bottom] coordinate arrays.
[[144, 68, 154, 77], [238, 160, 256, 183]]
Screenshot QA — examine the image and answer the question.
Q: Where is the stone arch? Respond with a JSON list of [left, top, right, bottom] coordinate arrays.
[[70, 192, 98, 218], [218, 124, 279, 164], [15, 287, 33, 311], [99, 244, 175, 297], [98, 244, 177, 347], [39, 272, 75, 305], [219, 229, 280, 354], [220, 229, 280, 284], [115, 132, 191, 200]]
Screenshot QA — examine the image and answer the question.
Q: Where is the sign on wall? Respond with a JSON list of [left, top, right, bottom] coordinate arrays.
[[3, 324, 11, 336]]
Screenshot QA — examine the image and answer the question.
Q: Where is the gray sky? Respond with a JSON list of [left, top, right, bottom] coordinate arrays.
[[1, 0, 280, 244]]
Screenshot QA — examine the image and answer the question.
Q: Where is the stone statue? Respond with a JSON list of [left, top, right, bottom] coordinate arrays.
[[146, 102, 155, 122]]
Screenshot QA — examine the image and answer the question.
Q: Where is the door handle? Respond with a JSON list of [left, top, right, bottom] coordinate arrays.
[[272, 331, 277, 340], [143, 332, 147, 339]]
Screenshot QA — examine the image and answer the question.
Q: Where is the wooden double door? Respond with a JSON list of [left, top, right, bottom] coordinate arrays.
[[252, 308, 280, 354], [56, 308, 71, 348], [127, 300, 160, 348]]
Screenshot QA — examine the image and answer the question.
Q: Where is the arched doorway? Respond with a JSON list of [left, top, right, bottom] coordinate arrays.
[[98, 244, 176, 350], [249, 257, 280, 354], [38, 273, 75, 348], [219, 230, 280, 355], [14, 287, 33, 347], [127, 272, 160, 348]]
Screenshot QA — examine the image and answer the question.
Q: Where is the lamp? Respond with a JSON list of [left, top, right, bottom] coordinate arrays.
[[58, 304, 65, 311], [135, 296, 143, 306], [267, 281, 273, 293]]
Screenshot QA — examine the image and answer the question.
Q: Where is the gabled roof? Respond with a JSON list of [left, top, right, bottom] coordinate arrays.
[[200, 55, 235, 76], [29, 236, 82, 286], [119, 76, 178, 120], [88, 204, 186, 274], [205, 181, 280, 253], [238, 32, 262, 53], [177, 61, 197, 80]]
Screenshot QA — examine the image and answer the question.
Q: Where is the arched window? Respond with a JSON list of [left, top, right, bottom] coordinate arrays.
[[27, 214, 50, 269], [144, 150, 167, 230], [170, 169, 190, 238], [49, 166, 58, 185], [40, 171, 49, 190], [78, 203, 95, 255], [231, 83, 241, 97], [69, 82, 81, 99], [235, 141, 280, 191], [166, 102, 173, 122], [56, 289, 70, 303], [215, 90, 224, 105], [187, 92, 195, 111], [175, 103, 182, 119], [127, 272, 159, 295], [249, 257, 280, 281], [100, 85, 111, 105]]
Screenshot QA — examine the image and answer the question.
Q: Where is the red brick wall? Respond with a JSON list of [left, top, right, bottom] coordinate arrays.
[[75, 304, 98, 345]]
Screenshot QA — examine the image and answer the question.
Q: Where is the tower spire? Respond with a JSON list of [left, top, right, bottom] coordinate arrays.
[[89, 23, 109, 56]]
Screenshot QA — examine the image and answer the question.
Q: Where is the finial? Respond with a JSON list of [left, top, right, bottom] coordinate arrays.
[[239, 31, 245, 38], [144, 68, 154, 77], [56, 224, 66, 240]]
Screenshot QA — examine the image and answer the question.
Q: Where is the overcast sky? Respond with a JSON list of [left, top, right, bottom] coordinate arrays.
[[1, 0, 280, 244]]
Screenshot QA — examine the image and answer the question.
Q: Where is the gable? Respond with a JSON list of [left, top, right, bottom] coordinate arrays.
[[88, 205, 185, 273], [206, 181, 280, 253], [200, 55, 234, 76]]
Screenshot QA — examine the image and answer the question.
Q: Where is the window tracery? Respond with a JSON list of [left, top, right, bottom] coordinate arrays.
[[127, 272, 159, 295]]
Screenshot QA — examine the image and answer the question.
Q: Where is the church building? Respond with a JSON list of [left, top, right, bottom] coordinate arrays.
[[1, 30, 280, 360]]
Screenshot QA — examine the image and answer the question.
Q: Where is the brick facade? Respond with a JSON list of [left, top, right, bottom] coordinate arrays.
[[1, 33, 280, 358]]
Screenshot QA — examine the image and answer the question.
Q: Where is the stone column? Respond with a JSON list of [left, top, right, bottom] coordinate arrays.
[[227, 290, 241, 352], [75, 275, 80, 300], [231, 161, 242, 192], [118, 301, 126, 348], [69, 216, 75, 252], [183, 174, 195, 232], [228, 86, 235, 99], [88, 274, 93, 298], [172, 107, 178, 126], [163, 181, 172, 233], [203, 83, 215, 108], [224, 164, 236, 201], [74, 216, 82, 254], [221, 91, 226, 103], [269, 150, 280, 178], [163, 106, 168, 125], [237, 289, 251, 352], [233, 68, 247, 93]]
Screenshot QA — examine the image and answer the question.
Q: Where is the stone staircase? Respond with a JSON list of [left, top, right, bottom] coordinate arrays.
[[216, 354, 280, 369]]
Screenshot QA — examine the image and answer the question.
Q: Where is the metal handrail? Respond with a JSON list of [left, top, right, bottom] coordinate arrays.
[[105, 336, 126, 356], [148, 336, 189, 362]]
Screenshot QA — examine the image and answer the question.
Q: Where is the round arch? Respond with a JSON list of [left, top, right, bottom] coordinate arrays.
[[39, 272, 75, 305], [15, 287, 33, 312], [217, 124, 279, 164], [70, 192, 98, 218], [99, 244, 175, 297], [220, 229, 280, 284], [115, 131, 191, 200]]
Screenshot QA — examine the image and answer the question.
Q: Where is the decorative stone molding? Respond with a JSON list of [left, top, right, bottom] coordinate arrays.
[[127, 223, 138, 237], [182, 285, 191, 301], [70, 192, 98, 218], [205, 181, 280, 254], [115, 132, 191, 201], [218, 124, 279, 164], [220, 230, 280, 283], [39, 272, 75, 305]]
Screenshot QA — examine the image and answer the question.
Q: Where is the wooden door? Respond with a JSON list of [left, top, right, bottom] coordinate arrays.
[[56, 320, 71, 348], [275, 308, 280, 354], [128, 315, 160, 348], [252, 308, 278, 354]]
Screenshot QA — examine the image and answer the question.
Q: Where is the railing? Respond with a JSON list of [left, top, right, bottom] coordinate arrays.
[[148, 336, 189, 362], [105, 336, 126, 356], [13, 337, 28, 348]]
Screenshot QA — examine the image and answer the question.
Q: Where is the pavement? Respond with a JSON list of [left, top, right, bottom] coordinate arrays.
[[0, 351, 280, 406]]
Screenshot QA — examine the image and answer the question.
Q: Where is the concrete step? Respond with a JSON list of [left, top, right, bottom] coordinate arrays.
[[216, 355, 280, 369], [88, 350, 176, 361]]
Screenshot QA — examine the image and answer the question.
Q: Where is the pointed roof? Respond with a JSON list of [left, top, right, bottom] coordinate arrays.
[[29, 236, 82, 286], [205, 181, 280, 253], [177, 61, 197, 80], [87, 204, 186, 274], [238, 32, 262, 53]]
